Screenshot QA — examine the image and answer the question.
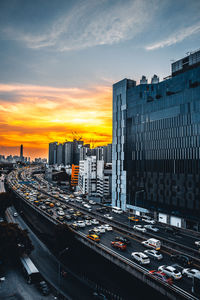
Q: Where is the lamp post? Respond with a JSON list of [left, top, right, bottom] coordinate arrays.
[[58, 247, 69, 294]]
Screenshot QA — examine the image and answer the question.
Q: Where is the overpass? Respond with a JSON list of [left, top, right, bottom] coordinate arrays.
[[6, 166, 200, 300]]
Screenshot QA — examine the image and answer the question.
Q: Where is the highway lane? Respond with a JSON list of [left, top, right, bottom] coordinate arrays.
[[31, 172, 200, 253], [8, 168, 200, 299], [74, 222, 196, 297]]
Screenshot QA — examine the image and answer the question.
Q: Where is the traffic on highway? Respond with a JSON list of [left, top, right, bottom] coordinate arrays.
[[6, 166, 200, 300]]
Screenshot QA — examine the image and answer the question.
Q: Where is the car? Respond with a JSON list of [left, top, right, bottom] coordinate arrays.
[[57, 210, 65, 216], [75, 211, 83, 217], [164, 226, 178, 235], [111, 241, 127, 251], [69, 223, 78, 230], [84, 204, 92, 209], [92, 228, 102, 235], [97, 226, 106, 233], [131, 252, 150, 264], [46, 209, 53, 216], [68, 208, 75, 214], [182, 268, 200, 278], [57, 216, 65, 222], [37, 280, 50, 296], [89, 200, 96, 205], [133, 225, 147, 232], [61, 204, 67, 209], [144, 225, 159, 232], [0, 217, 4, 223], [65, 214, 72, 220], [76, 221, 86, 228], [158, 265, 182, 279], [40, 205, 47, 210], [103, 214, 113, 220], [72, 214, 79, 220], [128, 216, 139, 222], [149, 270, 173, 284], [13, 212, 18, 217], [84, 215, 92, 220], [195, 240, 200, 247], [87, 234, 100, 242], [103, 224, 113, 231], [144, 249, 163, 260], [85, 220, 92, 226], [91, 219, 99, 225], [55, 202, 61, 206], [142, 218, 155, 224], [170, 254, 193, 267], [115, 236, 130, 245]]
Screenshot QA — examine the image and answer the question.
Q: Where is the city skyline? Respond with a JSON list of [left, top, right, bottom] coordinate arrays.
[[0, 0, 200, 159]]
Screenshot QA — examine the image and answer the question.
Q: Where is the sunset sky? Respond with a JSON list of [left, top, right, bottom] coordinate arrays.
[[0, 0, 200, 159]]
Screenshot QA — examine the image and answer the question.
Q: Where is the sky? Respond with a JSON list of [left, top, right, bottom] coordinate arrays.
[[0, 0, 200, 159]]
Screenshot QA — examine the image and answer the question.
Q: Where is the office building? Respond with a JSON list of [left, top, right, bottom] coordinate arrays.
[[56, 144, 63, 165], [63, 142, 73, 165], [79, 156, 112, 199], [71, 164, 79, 187], [20, 144, 23, 161], [112, 49, 200, 230], [48, 142, 57, 165]]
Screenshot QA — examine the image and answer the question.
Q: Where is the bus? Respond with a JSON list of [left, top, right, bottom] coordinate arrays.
[[192, 273, 200, 296], [112, 206, 123, 214], [20, 255, 42, 284]]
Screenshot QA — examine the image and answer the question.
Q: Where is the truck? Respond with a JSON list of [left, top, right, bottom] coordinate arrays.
[[141, 238, 161, 250]]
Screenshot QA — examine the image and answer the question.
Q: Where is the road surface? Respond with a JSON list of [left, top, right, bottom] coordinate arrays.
[[5, 206, 94, 300]]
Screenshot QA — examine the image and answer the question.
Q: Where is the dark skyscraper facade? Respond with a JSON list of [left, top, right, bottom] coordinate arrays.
[[112, 49, 200, 230], [20, 144, 23, 159], [48, 142, 57, 165]]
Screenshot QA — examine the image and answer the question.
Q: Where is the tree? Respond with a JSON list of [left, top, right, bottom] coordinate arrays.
[[0, 192, 12, 215], [0, 222, 34, 260]]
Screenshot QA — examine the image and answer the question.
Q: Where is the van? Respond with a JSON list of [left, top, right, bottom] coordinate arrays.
[[112, 206, 123, 214], [142, 238, 161, 250]]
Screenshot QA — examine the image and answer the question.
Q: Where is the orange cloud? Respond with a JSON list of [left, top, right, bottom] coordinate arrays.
[[0, 83, 112, 159]]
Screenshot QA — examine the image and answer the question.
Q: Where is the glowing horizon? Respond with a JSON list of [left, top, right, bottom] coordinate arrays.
[[0, 83, 112, 159]]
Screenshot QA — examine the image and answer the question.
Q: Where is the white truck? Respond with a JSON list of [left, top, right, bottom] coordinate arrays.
[[142, 238, 161, 250]]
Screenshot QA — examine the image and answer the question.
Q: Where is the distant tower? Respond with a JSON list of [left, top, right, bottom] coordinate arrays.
[[20, 144, 23, 159]]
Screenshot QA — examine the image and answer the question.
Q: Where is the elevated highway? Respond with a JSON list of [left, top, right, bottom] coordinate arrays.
[[6, 167, 200, 300]]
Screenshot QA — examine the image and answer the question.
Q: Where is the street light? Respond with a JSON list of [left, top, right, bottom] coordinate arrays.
[[58, 247, 69, 294]]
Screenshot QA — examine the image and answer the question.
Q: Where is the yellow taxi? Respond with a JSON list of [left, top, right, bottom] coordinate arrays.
[[87, 234, 100, 243], [128, 216, 139, 222]]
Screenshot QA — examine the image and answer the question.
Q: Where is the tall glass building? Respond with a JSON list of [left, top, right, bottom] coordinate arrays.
[[112, 49, 200, 230]]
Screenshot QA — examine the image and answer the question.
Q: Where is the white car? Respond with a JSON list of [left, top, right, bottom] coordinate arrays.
[[131, 252, 150, 264], [142, 218, 155, 224], [103, 224, 113, 231], [84, 204, 92, 209], [85, 220, 92, 226], [76, 221, 86, 228], [158, 265, 182, 279], [89, 200, 96, 205], [133, 225, 146, 233], [144, 249, 163, 260], [182, 268, 200, 278], [104, 214, 113, 220], [57, 210, 65, 216], [144, 225, 159, 232], [91, 219, 99, 225], [97, 226, 105, 233], [195, 241, 200, 247], [13, 212, 18, 217]]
